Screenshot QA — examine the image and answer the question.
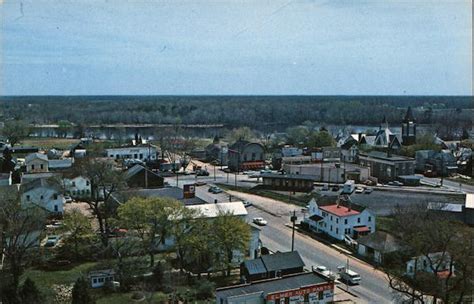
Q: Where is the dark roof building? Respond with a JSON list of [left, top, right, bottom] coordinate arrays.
[[216, 272, 335, 304], [241, 251, 305, 282], [124, 164, 164, 188], [358, 151, 415, 182], [261, 173, 316, 192]]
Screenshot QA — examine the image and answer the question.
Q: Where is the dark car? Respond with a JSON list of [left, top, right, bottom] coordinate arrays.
[[196, 169, 210, 176], [331, 185, 340, 191]]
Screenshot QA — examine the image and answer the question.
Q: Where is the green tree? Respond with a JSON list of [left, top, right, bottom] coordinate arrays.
[[286, 126, 310, 146], [117, 197, 184, 267], [181, 220, 216, 277], [212, 212, 250, 276], [62, 208, 94, 260], [71, 277, 94, 304], [308, 130, 336, 148], [19, 278, 42, 304], [0, 120, 30, 146]]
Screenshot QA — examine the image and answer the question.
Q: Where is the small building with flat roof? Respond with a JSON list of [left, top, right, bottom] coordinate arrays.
[[216, 271, 334, 304], [261, 173, 316, 192]]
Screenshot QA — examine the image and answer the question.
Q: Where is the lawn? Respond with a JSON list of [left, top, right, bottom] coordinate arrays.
[[21, 137, 80, 150], [23, 262, 98, 301]]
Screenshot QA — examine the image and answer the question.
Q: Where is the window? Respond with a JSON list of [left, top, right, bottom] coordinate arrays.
[[40, 195, 44, 200], [98, 278, 104, 283], [318, 291, 324, 300], [344, 219, 348, 225], [26, 195, 30, 201], [54, 205, 58, 212], [139, 153, 143, 159], [40, 164, 44, 170], [134, 154, 138, 159], [357, 217, 361, 223], [336, 228, 339, 234], [330, 225, 333, 231], [53, 194, 58, 200], [86, 181, 90, 186], [251, 152, 256, 160], [322, 212, 327, 217], [72, 181, 76, 187], [368, 216, 372, 222], [31, 165, 35, 170], [336, 218, 339, 224], [304, 294, 309, 302], [330, 215, 333, 221], [110, 154, 114, 158], [93, 278, 97, 284]]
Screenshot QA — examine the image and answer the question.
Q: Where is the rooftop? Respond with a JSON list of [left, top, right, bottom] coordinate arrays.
[[186, 202, 247, 218], [319, 204, 360, 217], [216, 272, 331, 299], [25, 152, 48, 163], [260, 173, 318, 181], [260, 251, 305, 272], [359, 151, 414, 162]]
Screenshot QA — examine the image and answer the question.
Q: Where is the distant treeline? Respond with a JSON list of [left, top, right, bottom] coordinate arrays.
[[1, 95, 472, 130]]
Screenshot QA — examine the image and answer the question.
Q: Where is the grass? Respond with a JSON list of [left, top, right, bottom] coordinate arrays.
[[376, 216, 395, 233], [96, 292, 168, 304], [23, 261, 98, 301], [217, 183, 311, 207], [21, 137, 80, 150]]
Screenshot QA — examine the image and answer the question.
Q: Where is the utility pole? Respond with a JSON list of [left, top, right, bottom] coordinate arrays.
[[290, 210, 297, 251]]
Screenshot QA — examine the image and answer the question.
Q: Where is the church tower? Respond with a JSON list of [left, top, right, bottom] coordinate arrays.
[[402, 106, 416, 145]]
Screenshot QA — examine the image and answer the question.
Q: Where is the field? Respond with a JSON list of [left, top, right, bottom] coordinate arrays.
[[21, 137, 79, 150]]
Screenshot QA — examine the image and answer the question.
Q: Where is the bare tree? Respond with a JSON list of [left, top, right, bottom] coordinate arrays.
[[0, 187, 47, 294]]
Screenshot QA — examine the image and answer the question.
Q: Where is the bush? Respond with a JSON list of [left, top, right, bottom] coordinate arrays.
[[19, 278, 43, 304], [71, 277, 94, 304], [194, 279, 215, 300]]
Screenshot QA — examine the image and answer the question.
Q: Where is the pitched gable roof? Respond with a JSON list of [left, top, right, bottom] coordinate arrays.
[[25, 153, 48, 163], [260, 251, 305, 272], [357, 231, 402, 253]]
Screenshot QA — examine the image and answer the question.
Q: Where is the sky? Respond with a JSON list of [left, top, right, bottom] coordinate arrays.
[[0, 0, 472, 96]]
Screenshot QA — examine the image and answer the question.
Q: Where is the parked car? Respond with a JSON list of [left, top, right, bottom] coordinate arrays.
[[64, 196, 73, 203], [243, 201, 253, 208], [331, 185, 340, 191], [252, 217, 268, 226], [208, 186, 223, 194], [314, 265, 336, 279], [337, 266, 361, 285], [44, 235, 61, 248], [195, 181, 207, 186], [364, 188, 373, 194], [355, 187, 364, 193], [46, 221, 63, 229], [196, 169, 210, 176], [322, 184, 329, 191]]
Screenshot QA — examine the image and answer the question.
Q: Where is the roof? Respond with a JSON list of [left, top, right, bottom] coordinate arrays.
[[260, 173, 318, 181], [88, 269, 116, 277], [404, 106, 415, 121], [260, 251, 305, 272], [186, 202, 248, 218], [309, 214, 323, 222], [359, 151, 414, 162], [319, 204, 360, 217], [112, 187, 206, 205], [357, 231, 402, 253], [124, 164, 163, 180], [48, 158, 73, 169], [353, 226, 370, 233], [427, 202, 463, 213], [20, 178, 60, 193], [243, 258, 267, 276], [25, 153, 48, 163], [216, 272, 329, 299]]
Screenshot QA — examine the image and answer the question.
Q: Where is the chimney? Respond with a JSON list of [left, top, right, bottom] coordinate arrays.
[[336, 198, 340, 208]]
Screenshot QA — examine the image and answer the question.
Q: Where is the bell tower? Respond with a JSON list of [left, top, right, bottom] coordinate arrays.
[[402, 106, 416, 145]]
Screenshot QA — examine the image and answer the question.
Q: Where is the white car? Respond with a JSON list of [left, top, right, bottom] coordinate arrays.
[[355, 187, 364, 193], [252, 217, 268, 226], [314, 265, 336, 279]]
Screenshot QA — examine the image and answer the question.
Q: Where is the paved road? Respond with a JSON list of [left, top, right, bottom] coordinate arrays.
[[418, 174, 474, 193], [230, 191, 396, 304]]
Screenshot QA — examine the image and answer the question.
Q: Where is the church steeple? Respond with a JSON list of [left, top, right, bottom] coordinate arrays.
[[380, 115, 389, 130], [402, 106, 416, 145]]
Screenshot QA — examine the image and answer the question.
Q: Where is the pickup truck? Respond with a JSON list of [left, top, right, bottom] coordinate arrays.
[[337, 266, 361, 285]]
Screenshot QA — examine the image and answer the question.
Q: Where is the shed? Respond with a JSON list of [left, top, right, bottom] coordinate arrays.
[[88, 269, 116, 288]]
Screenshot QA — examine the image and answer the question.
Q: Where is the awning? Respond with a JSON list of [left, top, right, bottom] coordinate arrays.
[[241, 161, 265, 170], [353, 226, 370, 233], [309, 214, 323, 222]]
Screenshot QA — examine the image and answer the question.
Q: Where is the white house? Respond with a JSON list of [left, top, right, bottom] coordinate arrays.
[[406, 252, 454, 279], [20, 179, 65, 213], [25, 153, 49, 173], [105, 145, 158, 161], [63, 176, 91, 199], [88, 269, 116, 288], [304, 197, 375, 241]]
